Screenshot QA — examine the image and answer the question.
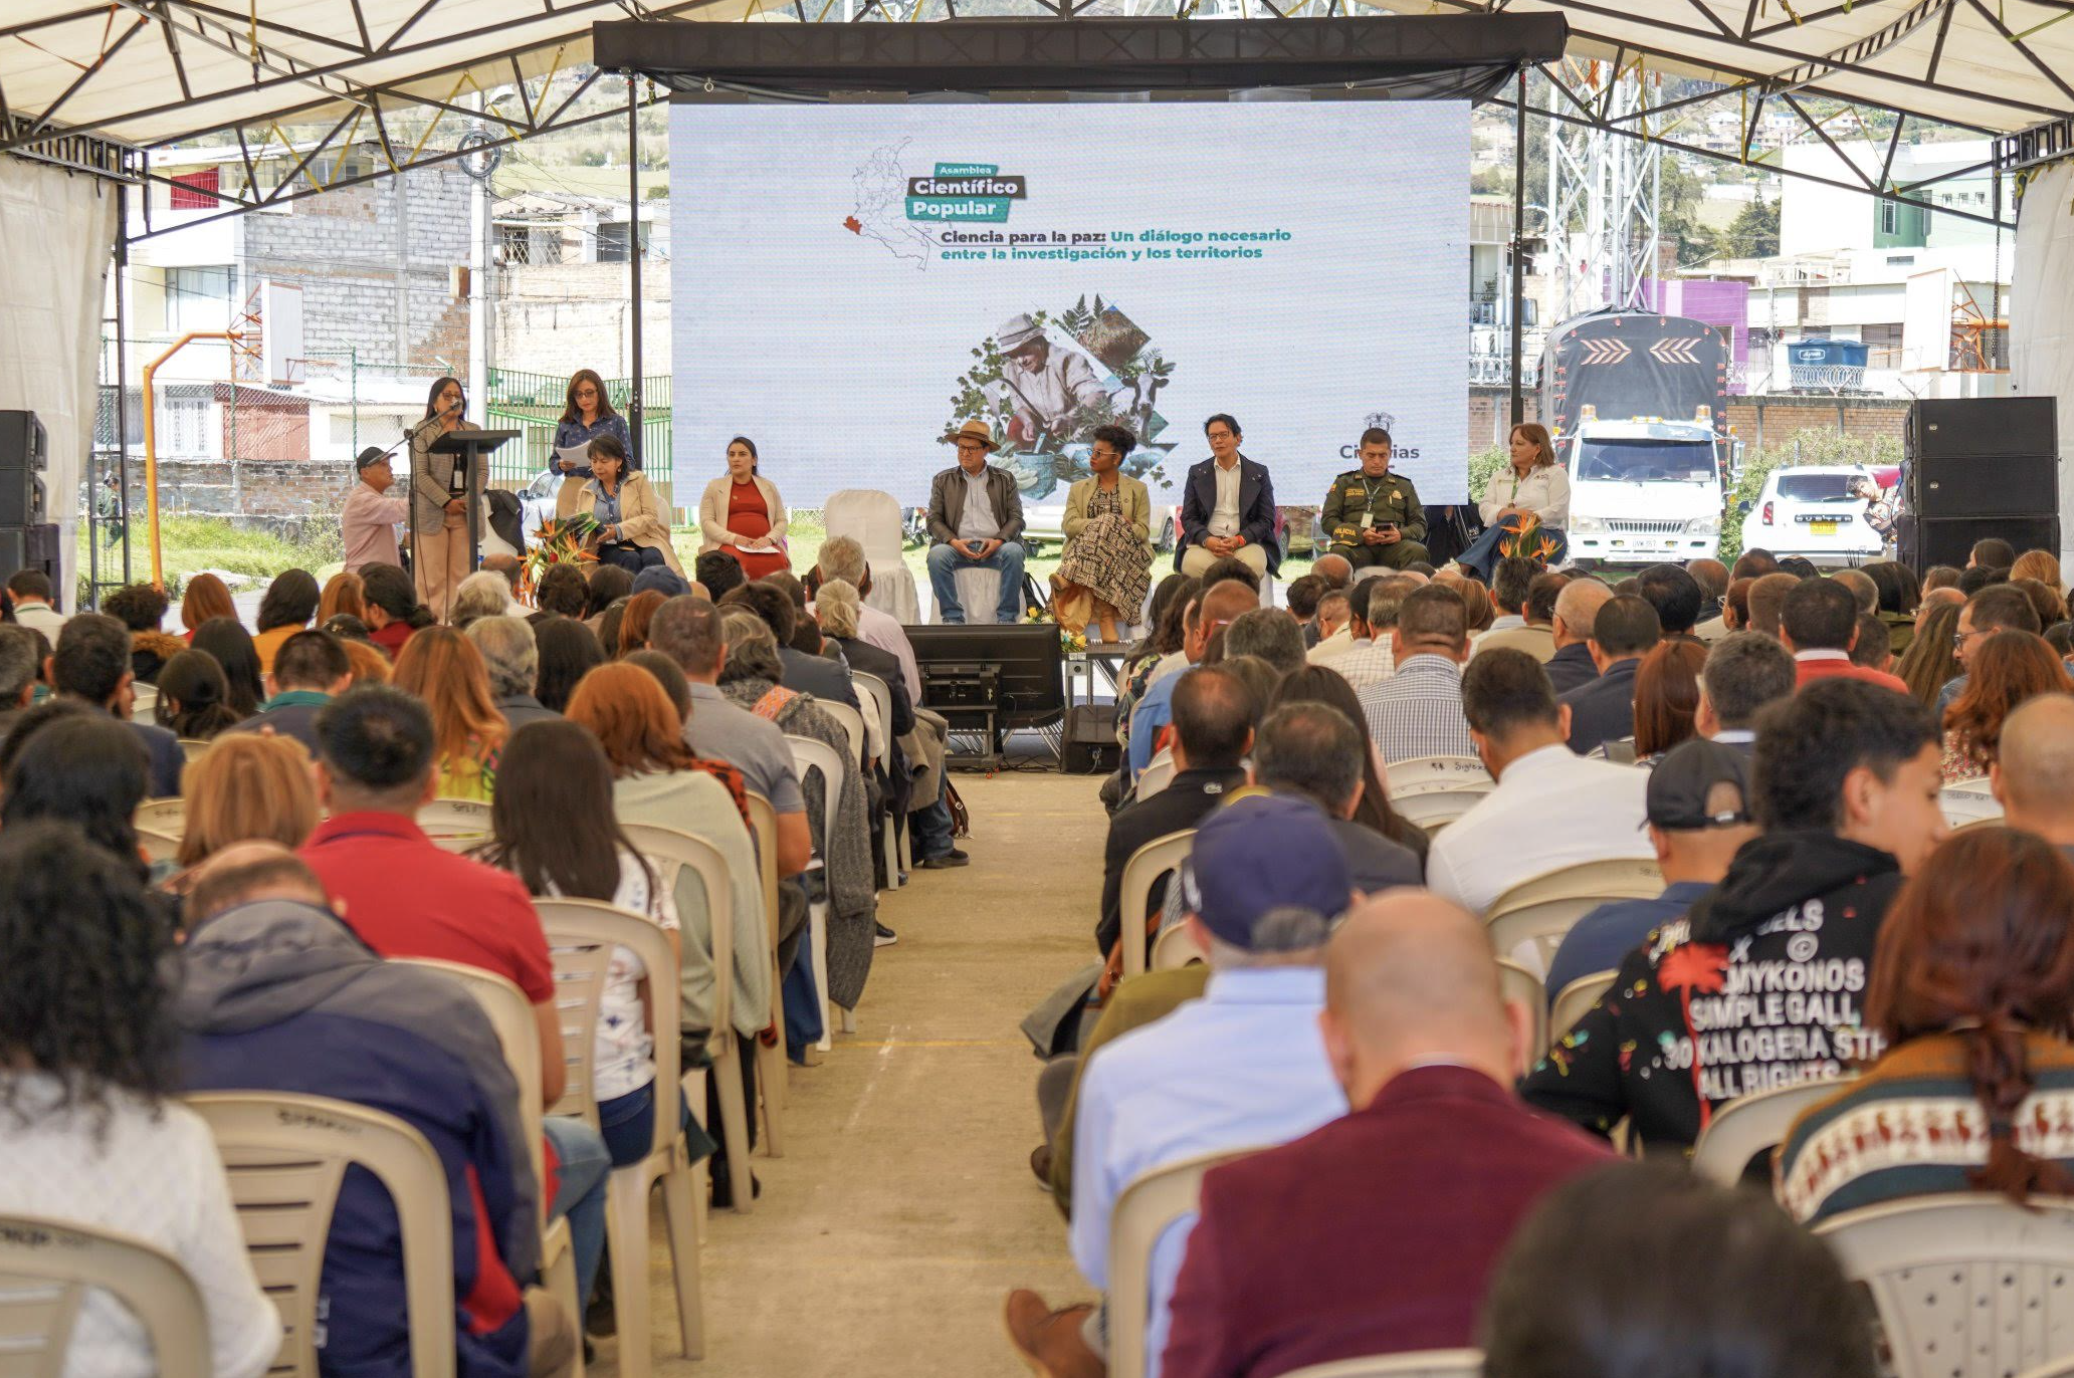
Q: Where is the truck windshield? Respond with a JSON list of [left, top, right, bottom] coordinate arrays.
[[1574, 438, 1716, 483]]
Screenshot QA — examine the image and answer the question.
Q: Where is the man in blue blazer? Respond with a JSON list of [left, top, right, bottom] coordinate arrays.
[[1176, 413, 1279, 578]]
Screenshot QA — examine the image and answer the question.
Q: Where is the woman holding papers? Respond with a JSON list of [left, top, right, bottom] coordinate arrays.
[[697, 436, 791, 578], [552, 367, 634, 519]]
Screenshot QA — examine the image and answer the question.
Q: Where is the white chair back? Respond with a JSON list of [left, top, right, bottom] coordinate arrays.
[[135, 796, 187, 838], [615, 823, 737, 1047], [189, 1091, 456, 1378], [417, 797, 494, 838], [823, 490, 920, 623], [1150, 922, 1208, 972], [1816, 1195, 2074, 1378], [1495, 958, 1549, 1064], [785, 736, 846, 873], [1384, 755, 1493, 795], [138, 827, 183, 866], [818, 698, 867, 771], [853, 671, 894, 755], [1108, 1147, 1258, 1378], [1484, 858, 1666, 973], [129, 681, 159, 723], [177, 738, 212, 764], [1942, 787, 2004, 828], [394, 959, 547, 1189], [1550, 969, 1618, 1043], [0, 1214, 211, 1378], [1690, 1076, 1855, 1185], [1135, 747, 1177, 800], [535, 898, 681, 1137], [1278, 1352, 1486, 1378], [1119, 829, 1195, 979]]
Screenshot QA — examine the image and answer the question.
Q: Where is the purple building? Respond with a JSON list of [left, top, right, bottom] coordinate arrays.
[[1648, 279, 1753, 394]]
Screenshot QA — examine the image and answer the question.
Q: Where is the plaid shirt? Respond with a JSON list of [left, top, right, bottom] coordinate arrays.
[[1356, 654, 1475, 764], [1332, 638, 1395, 690]]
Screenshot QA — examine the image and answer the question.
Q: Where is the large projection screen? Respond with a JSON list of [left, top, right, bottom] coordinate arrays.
[[669, 99, 1470, 513]]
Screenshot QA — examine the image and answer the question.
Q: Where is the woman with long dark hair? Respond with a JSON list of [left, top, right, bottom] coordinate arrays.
[[1896, 599, 1964, 709], [0, 822, 279, 1377], [1272, 664, 1427, 862], [190, 616, 266, 718], [1457, 422, 1571, 580], [251, 567, 320, 674], [153, 649, 244, 741], [479, 720, 702, 1169], [697, 436, 790, 579], [1776, 828, 2074, 1223], [534, 615, 606, 713], [408, 374, 476, 621], [2, 714, 150, 875]]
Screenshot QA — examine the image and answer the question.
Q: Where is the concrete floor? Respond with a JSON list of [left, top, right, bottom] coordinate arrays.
[[600, 769, 1102, 1376]]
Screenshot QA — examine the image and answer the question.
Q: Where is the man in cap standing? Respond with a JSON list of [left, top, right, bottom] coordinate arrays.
[[925, 418, 1028, 624], [1005, 794, 1353, 1378], [340, 445, 411, 575], [1543, 738, 1760, 999], [996, 313, 1108, 448]]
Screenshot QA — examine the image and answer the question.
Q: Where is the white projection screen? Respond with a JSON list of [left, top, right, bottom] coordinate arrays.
[[668, 98, 1470, 512]]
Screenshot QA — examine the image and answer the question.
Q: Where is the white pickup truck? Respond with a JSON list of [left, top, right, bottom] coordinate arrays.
[[1560, 406, 1730, 569]]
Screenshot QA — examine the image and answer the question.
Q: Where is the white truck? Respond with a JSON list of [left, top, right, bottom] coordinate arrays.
[[1541, 310, 1738, 569]]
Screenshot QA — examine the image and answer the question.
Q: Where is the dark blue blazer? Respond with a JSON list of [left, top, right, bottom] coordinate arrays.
[[1176, 455, 1280, 573]]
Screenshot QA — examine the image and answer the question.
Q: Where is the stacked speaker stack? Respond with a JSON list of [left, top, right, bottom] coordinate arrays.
[[0, 412, 57, 593], [1900, 397, 2060, 570]]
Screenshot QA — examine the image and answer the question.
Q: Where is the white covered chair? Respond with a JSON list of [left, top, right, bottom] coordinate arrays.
[[1690, 1076, 1855, 1186], [822, 489, 919, 624], [1816, 1194, 2074, 1378], [927, 564, 1012, 625], [0, 1213, 211, 1378]]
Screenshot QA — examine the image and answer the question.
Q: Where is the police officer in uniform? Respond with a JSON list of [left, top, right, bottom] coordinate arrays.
[[1321, 426, 1428, 571]]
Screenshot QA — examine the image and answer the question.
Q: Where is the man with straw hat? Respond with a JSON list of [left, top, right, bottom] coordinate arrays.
[[926, 419, 1028, 624], [995, 313, 1106, 449]]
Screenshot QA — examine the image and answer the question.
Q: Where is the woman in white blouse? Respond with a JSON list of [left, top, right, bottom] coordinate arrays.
[[1459, 421, 1571, 579]]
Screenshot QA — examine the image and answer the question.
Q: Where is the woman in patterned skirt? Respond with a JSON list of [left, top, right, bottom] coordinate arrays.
[[1052, 424, 1153, 644]]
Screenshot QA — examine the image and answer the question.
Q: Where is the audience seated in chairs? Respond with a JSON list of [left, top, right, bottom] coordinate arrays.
[[1329, 576, 1417, 689], [1356, 585, 1478, 764], [1426, 649, 1652, 918], [722, 579, 861, 712], [1252, 701, 1422, 893], [469, 614, 557, 732], [51, 611, 184, 797], [152, 647, 244, 743], [1937, 583, 2043, 716], [1938, 629, 2071, 784], [169, 732, 322, 876], [0, 823, 281, 1378], [1782, 576, 1909, 694], [1696, 631, 1796, 756], [1558, 595, 1661, 757], [2, 709, 152, 885], [179, 841, 578, 1378], [220, 628, 351, 752], [1777, 826, 2074, 1224], [1543, 577, 1613, 696], [1270, 664, 1430, 864], [295, 685, 611, 1316], [1992, 694, 2074, 850], [815, 535, 922, 702], [1006, 796, 1352, 1378], [1471, 558, 1558, 664], [1480, 1162, 1874, 1378], [1634, 562, 1705, 643], [1128, 579, 1262, 779], [1543, 739, 1758, 1000], [1628, 638, 1708, 763], [1161, 892, 1612, 1378], [1522, 679, 1946, 1151]]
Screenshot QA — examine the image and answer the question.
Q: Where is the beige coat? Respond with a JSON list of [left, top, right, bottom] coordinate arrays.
[[698, 474, 788, 555], [579, 471, 683, 575], [1063, 473, 1152, 545]]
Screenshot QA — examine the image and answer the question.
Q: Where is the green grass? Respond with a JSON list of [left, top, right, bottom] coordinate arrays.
[[80, 516, 345, 601]]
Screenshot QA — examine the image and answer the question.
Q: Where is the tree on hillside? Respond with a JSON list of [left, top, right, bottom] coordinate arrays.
[[1723, 195, 1780, 259]]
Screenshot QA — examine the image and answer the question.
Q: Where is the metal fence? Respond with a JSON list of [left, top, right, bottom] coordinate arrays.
[[484, 368, 676, 515]]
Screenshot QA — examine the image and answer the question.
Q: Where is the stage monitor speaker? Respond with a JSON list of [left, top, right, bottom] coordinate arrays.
[[1900, 515, 2061, 571], [0, 412, 46, 472], [1908, 397, 2057, 462]]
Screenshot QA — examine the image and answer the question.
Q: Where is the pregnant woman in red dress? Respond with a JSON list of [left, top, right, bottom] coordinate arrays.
[[698, 436, 791, 579]]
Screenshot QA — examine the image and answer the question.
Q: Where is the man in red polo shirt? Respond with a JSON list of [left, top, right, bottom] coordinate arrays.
[[1781, 577, 1908, 694], [300, 685, 611, 1323]]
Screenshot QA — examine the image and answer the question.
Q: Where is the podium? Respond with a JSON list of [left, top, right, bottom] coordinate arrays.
[[422, 428, 519, 575]]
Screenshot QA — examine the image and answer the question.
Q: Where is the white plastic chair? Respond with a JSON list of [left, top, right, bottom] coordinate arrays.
[[386, 960, 582, 1336], [138, 826, 182, 866], [1108, 1146, 1259, 1378], [1150, 922, 1208, 972], [0, 1213, 211, 1378], [1495, 957, 1548, 1065], [129, 681, 159, 723], [189, 1091, 458, 1378], [786, 735, 853, 1049], [177, 737, 212, 764], [1942, 787, 2004, 828], [852, 671, 900, 891], [617, 822, 765, 1202], [1135, 747, 1178, 800], [135, 796, 187, 838], [536, 898, 705, 1371], [1484, 858, 1666, 974], [417, 797, 494, 838], [1119, 829, 1195, 979], [1816, 1194, 2074, 1378], [849, 677, 887, 768], [1550, 969, 1618, 1044], [1279, 1352, 1486, 1378], [817, 698, 867, 774], [1383, 756, 1494, 834], [1690, 1075, 1856, 1186], [823, 489, 920, 624]]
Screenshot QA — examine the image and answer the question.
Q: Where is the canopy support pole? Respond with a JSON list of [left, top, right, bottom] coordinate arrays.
[[1510, 67, 1527, 427], [627, 78, 645, 471]]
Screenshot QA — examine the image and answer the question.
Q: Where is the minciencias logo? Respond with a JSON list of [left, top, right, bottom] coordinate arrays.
[[906, 162, 1027, 223]]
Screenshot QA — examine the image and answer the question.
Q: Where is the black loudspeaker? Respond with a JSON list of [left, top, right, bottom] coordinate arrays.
[[1906, 397, 2061, 521], [1900, 515, 2062, 571], [0, 473, 48, 528], [1062, 704, 1119, 775], [0, 524, 59, 588], [0, 411, 47, 473]]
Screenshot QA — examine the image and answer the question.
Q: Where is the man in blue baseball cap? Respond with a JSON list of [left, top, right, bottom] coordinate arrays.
[[1007, 794, 1355, 1378]]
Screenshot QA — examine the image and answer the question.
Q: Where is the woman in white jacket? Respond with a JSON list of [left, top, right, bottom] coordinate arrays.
[[1458, 422, 1571, 579], [698, 437, 790, 578]]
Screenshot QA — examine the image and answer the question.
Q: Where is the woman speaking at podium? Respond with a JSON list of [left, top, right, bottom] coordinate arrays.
[[410, 375, 478, 622]]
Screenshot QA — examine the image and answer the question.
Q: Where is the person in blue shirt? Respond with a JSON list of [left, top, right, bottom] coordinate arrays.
[[1544, 738, 1758, 1002], [1127, 578, 1261, 779], [550, 368, 635, 504]]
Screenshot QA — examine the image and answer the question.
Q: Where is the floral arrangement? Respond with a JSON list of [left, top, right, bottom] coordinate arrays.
[[1497, 514, 1563, 564], [1023, 603, 1086, 652], [519, 512, 599, 605]]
